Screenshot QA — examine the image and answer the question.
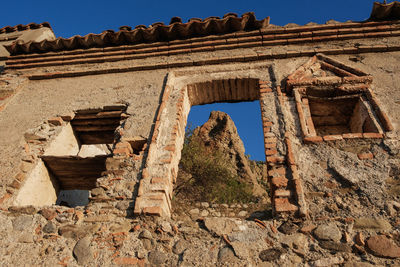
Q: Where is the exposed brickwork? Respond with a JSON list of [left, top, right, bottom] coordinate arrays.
[[7, 43, 396, 80], [6, 20, 400, 70], [258, 81, 307, 217], [288, 54, 391, 145]]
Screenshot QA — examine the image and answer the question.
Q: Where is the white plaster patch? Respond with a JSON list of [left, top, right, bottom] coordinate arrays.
[[14, 160, 58, 206]]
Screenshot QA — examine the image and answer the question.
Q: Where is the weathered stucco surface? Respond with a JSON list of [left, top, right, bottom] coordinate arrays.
[[0, 8, 400, 265]]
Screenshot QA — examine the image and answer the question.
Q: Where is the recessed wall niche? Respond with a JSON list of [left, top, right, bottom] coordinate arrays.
[[14, 105, 128, 207], [287, 54, 393, 143]]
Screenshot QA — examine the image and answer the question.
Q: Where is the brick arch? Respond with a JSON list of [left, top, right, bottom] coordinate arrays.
[[187, 78, 260, 106]]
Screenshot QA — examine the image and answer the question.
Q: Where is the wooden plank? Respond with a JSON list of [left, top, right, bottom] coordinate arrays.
[[75, 108, 103, 114], [71, 118, 122, 126], [73, 111, 123, 120], [48, 170, 104, 177], [61, 179, 97, 190], [42, 155, 108, 162], [77, 131, 115, 144], [222, 79, 230, 102], [42, 155, 108, 190], [249, 78, 258, 100], [42, 156, 107, 170], [103, 104, 127, 111], [73, 125, 118, 132], [62, 185, 96, 190]]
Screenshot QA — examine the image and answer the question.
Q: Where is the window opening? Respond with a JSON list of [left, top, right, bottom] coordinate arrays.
[[15, 105, 127, 207], [173, 79, 269, 217]]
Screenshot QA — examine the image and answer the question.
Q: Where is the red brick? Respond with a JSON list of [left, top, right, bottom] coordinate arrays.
[[339, 33, 364, 40], [287, 150, 295, 165], [306, 117, 316, 136], [342, 133, 363, 139], [274, 189, 291, 197], [113, 257, 143, 265], [358, 152, 374, 160], [363, 133, 384, 139], [164, 145, 175, 152], [9, 179, 21, 189], [160, 157, 172, 164], [259, 88, 272, 93], [238, 36, 262, 42], [113, 147, 130, 157], [39, 208, 57, 220], [242, 54, 258, 62], [115, 142, 133, 153], [15, 173, 26, 182], [300, 224, 317, 234], [271, 177, 288, 188], [48, 117, 63, 126], [274, 198, 298, 212], [300, 31, 313, 37], [303, 136, 323, 144], [0, 193, 11, 205], [143, 206, 162, 216], [314, 29, 338, 36], [293, 179, 304, 195], [377, 111, 394, 132], [151, 177, 167, 184], [323, 135, 343, 141], [262, 39, 287, 46]]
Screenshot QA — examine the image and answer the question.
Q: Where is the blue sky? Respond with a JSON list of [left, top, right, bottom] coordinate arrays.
[[2, 0, 381, 160]]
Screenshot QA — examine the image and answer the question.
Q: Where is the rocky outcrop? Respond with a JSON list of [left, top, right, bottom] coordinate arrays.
[[191, 111, 267, 199]]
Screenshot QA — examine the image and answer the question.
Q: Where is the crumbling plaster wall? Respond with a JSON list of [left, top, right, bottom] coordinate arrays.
[[0, 70, 167, 201], [274, 52, 400, 220], [0, 33, 399, 265], [1, 47, 400, 209]]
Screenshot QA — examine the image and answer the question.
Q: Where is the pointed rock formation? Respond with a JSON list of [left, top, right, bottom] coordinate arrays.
[[191, 111, 267, 200]]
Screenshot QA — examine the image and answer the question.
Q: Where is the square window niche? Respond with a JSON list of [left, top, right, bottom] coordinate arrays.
[[293, 86, 389, 143]]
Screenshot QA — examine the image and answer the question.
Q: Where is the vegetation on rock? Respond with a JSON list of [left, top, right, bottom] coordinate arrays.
[[175, 129, 256, 204]]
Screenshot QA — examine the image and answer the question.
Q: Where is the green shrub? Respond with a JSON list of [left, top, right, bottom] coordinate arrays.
[[175, 127, 255, 204]]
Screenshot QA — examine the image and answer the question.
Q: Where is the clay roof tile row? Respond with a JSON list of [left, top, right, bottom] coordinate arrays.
[[4, 2, 400, 56], [5, 12, 269, 55], [0, 22, 51, 34]]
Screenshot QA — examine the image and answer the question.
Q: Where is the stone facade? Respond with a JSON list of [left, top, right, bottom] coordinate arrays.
[[0, 2, 400, 266]]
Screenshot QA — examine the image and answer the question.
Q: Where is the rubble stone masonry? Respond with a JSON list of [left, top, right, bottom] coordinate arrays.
[[0, 3, 400, 266]]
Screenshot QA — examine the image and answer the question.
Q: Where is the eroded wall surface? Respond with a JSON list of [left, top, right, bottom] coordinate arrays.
[[0, 20, 399, 265]]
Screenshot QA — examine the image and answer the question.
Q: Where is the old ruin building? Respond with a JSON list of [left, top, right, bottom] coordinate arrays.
[[0, 1, 399, 266]]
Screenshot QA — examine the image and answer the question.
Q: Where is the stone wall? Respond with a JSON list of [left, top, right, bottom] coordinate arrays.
[[0, 18, 399, 265]]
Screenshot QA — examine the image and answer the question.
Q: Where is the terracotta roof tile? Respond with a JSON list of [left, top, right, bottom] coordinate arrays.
[[370, 1, 400, 21], [0, 22, 51, 34], [5, 12, 269, 55]]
